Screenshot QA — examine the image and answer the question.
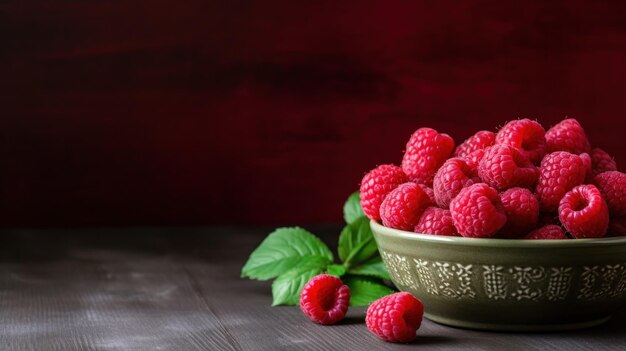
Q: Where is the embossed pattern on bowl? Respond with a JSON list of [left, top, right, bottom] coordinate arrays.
[[371, 220, 626, 331]]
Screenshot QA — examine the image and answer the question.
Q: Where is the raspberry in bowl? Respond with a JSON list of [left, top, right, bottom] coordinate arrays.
[[363, 118, 626, 331]]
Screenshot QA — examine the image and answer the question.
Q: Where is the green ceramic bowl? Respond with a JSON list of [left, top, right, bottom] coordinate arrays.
[[371, 220, 626, 331]]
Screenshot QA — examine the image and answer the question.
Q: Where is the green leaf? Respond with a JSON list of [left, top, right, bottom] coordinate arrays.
[[326, 264, 347, 277], [338, 216, 378, 266], [344, 277, 395, 306], [241, 227, 333, 280], [343, 191, 365, 224], [271, 256, 330, 306], [348, 255, 391, 280]]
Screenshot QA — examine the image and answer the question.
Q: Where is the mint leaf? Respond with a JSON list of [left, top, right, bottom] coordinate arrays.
[[241, 227, 333, 280], [344, 276, 394, 306], [271, 256, 329, 306], [338, 216, 378, 266], [348, 255, 391, 280], [343, 191, 365, 224], [326, 264, 347, 277]]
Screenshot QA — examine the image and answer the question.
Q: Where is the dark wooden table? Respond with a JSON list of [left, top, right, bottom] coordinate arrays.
[[1, 226, 625, 350]]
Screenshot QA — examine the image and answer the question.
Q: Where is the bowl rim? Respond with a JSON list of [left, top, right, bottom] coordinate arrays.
[[371, 220, 626, 248]]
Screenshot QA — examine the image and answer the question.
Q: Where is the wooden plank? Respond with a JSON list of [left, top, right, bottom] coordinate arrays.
[[0, 226, 624, 350], [0, 227, 242, 350], [0, 259, 240, 350]]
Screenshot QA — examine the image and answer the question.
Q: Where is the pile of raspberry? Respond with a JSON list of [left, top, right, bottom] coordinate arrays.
[[360, 118, 625, 239]]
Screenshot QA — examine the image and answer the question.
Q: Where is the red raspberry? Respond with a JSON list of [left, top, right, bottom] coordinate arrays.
[[454, 130, 495, 159], [414, 207, 458, 236], [545, 118, 591, 154], [497, 187, 539, 238], [478, 145, 538, 190], [360, 165, 409, 221], [366, 292, 423, 343], [593, 171, 626, 216], [580, 152, 593, 183], [417, 184, 436, 204], [536, 152, 586, 212], [450, 183, 507, 238], [591, 148, 618, 177], [464, 148, 486, 169], [401, 128, 455, 185], [495, 118, 546, 164], [300, 274, 350, 325], [608, 216, 626, 236], [433, 158, 479, 208], [559, 185, 609, 238], [525, 225, 567, 240], [380, 183, 432, 230]]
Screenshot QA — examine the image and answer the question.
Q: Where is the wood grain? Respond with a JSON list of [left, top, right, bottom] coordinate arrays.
[[0, 226, 624, 350]]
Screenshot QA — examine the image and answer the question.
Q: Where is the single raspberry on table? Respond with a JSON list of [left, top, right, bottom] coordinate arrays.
[[525, 224, 568, 240], [545, 118, 591, 154], [359, 164, 409, 221], [478, 145, 538, 190], [495, 118, 546, 164], [380, 183, 432, 231], [417, 184, 436, 204], [366, 292, 424, 343], [454, 130, 495, 159], [594, 171, 626, 216], [497, 187, 539, 238], [608, 216, 626, 236], [559, 184, 609, 238], [591, 148, 618, 176], [300, 274, 350, 325], [536, 151, 587, 212], [414, 207, 458, 236], [401, 128, 455, 185], [433, 158, 479, 208], [450, 183, 507, 238]]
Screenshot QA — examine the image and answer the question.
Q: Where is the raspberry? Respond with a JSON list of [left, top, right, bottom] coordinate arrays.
[[366, 292, 423, 343], [525, 225, 567, 240], [417, 184, 436, 204], [464, 148, 486, 169], [401, 128, 455, 185], [433, 158, 479, 208], [380, 183, 432, 230], [414, 207, 458, 236], [545, 118, 591, 154], [580, 152, 593, 183], [300, 274, 350, 325], [450, 183, 507, 238], [360, 165, 409, 221], [495, 119, 546, 164], [593, 171, 626, 216], [536, 152, 586, 212], [478, 145, 538, 190], [591, 148, 618, 177], [608, 216, 626, 236], [497, 187, 539, 238], [559, 185, 609, 238], [454, 130, 495, 159]]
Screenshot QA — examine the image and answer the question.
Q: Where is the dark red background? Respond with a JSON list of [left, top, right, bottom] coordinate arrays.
[[2, 1, 626, 227]]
